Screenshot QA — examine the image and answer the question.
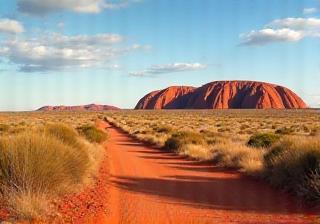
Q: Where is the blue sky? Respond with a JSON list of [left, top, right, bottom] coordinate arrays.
[[0, 0, 320, 110]]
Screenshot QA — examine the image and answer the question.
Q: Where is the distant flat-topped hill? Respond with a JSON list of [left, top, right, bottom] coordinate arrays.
[[37, 104, 120, 111], [135, 81, 307, 109]]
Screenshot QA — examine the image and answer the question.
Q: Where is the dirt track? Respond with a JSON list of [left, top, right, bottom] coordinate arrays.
[[101, 123, 318, 224]]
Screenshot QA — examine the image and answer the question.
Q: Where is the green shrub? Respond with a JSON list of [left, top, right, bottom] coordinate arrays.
[[164, 131, 206, 152], [263, 137, 320, 203], [77, 125, 108, 143], [247, 133, 280, 148]]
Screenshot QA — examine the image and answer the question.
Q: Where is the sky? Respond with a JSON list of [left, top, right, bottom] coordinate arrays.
[[0, 0, 320, 111]]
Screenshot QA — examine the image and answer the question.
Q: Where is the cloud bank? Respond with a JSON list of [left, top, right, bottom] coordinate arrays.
[[129, 63, 207, 77], [0, 32, 145, 72], [241, 17, 320, 46], [17, 0, 141, 15]]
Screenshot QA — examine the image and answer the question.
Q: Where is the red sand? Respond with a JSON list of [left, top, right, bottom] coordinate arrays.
[[54, 122, 110, 223], [102, 122, 318, 223]]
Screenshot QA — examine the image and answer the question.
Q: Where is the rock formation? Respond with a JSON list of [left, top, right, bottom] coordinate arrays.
[[135, 81, 307, 109], [37, 104, 119, 111]]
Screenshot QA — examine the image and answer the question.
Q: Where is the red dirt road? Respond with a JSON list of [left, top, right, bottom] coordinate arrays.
[[101, 123, 319, 224]]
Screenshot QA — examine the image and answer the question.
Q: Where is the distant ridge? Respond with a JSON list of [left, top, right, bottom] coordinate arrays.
[[37, 104, 120, 111], [135, 81, 307, 109]]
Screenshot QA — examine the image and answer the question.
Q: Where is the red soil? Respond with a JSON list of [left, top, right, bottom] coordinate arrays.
[[2, 121, 319, 223], [135, 81, 308, 109], [102, 122, 318, 223], [0, 208, 10, 221], [53, 122, 110, 224]]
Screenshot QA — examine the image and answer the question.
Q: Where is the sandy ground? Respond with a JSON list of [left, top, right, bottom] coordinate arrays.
[[101, 123, 319, 224]]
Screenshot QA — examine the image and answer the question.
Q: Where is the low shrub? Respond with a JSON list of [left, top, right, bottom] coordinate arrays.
[[164, 131, 206, 152], [211, 141, 264, 175], [0, 124, 10, 133], [77, 125, 108, 143], [179, 144, 213, 161], [275, 127, 294, 135], [240, 124, 250, 130], [247, 133, 280, 148], [200, 130, 224, 145], [263, 137, 320, 203], [310, 128, 320, 137], [153, 126, 172, 134]]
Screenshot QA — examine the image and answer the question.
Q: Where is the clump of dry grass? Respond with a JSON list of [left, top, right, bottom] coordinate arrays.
[[164, 131, 206, 152], [0, 124, 104, 220], [264, 136, 320, 203], [275, 127, 294, 135], [210, 140, 264, 175], [45, 123, 81, 148], [77, 125, 108, 143], [179, 144, 214, 161], [0, 124, 10, 134]]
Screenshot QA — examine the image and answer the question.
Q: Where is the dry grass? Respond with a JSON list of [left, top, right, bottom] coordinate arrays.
[[264, 136, 320, 203], [0, 120, 105, 221], [77, 125, 108, 143], [179, 144, 214, 161], [105, 109, 320, 203], [0, 110, 319, 208], [210, 141, 264, 175]]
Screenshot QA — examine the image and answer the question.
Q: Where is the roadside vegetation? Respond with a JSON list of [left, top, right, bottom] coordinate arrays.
[[0, 112, 107, 221], [77, 125, 108, 143], [105, 110, 320, 205]]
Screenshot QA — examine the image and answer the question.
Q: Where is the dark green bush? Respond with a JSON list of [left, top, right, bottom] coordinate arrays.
[[77, 125, 108, 143], [247, 133, 281, 148], [164, 131, 206, 152]]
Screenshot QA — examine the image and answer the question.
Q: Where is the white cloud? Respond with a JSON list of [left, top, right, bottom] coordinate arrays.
[[241, 28, 304, 45], [0, 19, 24, 34], [271, 18, 320, 30], [103, 0, 141, 9], [0, 32, 145, 72], [241, 17, 320, 46], [303, 8, 318, 15], [18, 0, 141, 15], [129, 63, 207, 76]]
